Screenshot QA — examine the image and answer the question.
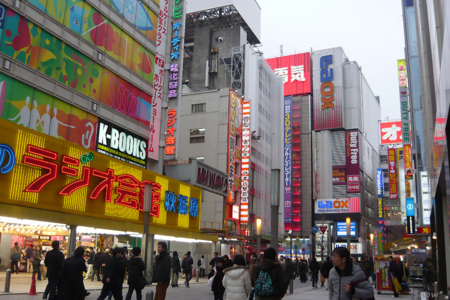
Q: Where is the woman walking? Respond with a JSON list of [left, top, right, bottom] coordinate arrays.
[[32, 245, 43, 280], [328, 247, 374, 300], [222, 254, 252, 300], [125, 247, 146, 300], [171, 251, 181, 287], [212, 257, 226, 300], [57, 247, 87, 300]]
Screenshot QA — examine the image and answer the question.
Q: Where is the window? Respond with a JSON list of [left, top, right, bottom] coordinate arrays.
[[190, 128, 205, 143], [191, 103, 206, 113]]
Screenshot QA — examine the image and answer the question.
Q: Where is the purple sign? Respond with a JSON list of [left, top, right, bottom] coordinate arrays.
[[346, 130, 360, 193], [284, 97, 292, 223]]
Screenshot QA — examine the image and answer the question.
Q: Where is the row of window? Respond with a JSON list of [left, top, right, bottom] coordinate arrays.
[[190, 128, 205, 143]]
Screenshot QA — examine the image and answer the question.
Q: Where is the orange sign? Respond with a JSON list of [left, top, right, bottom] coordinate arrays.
[[165, 109, 177, 155], [404, 144, 413, 179], [416, 227, 431, 234]]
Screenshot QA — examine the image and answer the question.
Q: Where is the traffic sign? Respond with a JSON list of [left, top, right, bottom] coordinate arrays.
[[312, 226, 319, 234], [319, 226, 328, 234]]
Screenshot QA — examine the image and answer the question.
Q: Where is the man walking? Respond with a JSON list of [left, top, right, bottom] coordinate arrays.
[[97, 248, 126, 300], [153, 242, 171, 300], [209, 252, 218, 278], [26, 244, 34, 273], [359, 254, 373, 281], [85, 247, 95, 280], [388, 256, 399, 298], [43, 241, 65, 300], [182, 251, 194, 287], [320, 257, 333, 290], [200, 255, 206, 277], [309, 257, 320, 288], [10, 242, 21, 274]]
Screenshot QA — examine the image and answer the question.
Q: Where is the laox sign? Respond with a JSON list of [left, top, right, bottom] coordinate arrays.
[[318, 200, 349, 209], [196, 167, 227, 193]]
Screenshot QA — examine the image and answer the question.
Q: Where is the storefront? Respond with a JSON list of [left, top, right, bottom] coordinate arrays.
[[0, 119, 217, 269]]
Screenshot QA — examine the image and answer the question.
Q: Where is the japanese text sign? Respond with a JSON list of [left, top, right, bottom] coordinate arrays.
[[240, 100, 250, 223], [388, 149, 398, 199], [165, 108, 177, 156], [332, 166, 346, 185], [284, 97, 292, 223], [380, 121, 403, 145], [227, 90, 242, 204], [404, 144, 413, 179], [346, 130, 360, 193], [398, 59, 407, 87]]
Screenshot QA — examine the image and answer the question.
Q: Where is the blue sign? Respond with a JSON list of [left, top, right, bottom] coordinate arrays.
[[0, 144, 15, 174], [336, 222, 356, 237], [406, 197, 415, 217], [164, 191, 199, 217], [312, 226, 319, 234]]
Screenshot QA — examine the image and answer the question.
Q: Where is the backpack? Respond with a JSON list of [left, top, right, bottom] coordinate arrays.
[[12, 252, 21, 261], [197, 259, 202, 267], [254, 270, 273, 296]]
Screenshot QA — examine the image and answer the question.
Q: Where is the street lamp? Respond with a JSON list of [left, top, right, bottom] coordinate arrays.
[[370, 233, 374, 257], [256, 218, 262, 260], [346, 218, 351, 252], [288, 230, 293, 260]]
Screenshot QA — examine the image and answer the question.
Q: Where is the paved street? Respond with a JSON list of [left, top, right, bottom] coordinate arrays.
[[0, 272, 410, 300]]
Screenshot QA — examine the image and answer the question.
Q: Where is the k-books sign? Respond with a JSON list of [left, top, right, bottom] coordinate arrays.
[[96, 118, 148, 168]]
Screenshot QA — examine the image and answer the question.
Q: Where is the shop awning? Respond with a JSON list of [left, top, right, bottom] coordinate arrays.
[[246, 244, 285, 253], [383, 237, 427, 252]]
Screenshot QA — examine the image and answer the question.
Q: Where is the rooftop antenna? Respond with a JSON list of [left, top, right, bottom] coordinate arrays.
[[280, 45, 283, 57]]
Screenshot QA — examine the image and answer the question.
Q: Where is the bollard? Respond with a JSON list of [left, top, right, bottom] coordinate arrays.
[[289, 279, 294, 294], [434, 282, 438, 296], [147, 271, 153, 286], [444, 296, 449, 300], [146, 290, 154, 300], [196, 267, 200, 282], [4, 269, 11, 293]]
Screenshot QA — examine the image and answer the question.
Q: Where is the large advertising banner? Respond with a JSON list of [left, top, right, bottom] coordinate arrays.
[[266, 53, 312, 96], [398, 59, 407, 87], [404, 144, 413, 179], [377, 168, 384, 234], [380, 121, 403, 145], [388, 149, 398, 199], [420, 171, 431, 225], [315, 198, 360, 214], [373, 228, 383, 257], [312, 49, 344, 130], [227, 90, 243, 204], [346, 130, 360, 193], [284, 97, 292, 223], [240, 100, 251, 223]]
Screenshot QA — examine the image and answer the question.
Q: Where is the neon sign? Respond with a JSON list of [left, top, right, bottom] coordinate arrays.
[[165, 109, 177, 155], [240, 100, 250, 223], [0, 144, 16, 174], [320, 55, 334, 110]]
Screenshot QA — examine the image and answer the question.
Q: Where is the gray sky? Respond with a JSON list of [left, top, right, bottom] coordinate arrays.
[[257, 0, 405, 120]]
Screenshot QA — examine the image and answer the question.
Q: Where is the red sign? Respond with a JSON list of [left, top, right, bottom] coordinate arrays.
[[416, 227, 431, 234], [332, 166, 346, 185], [404, 144, 413, 179], [388, 149, 398, 199], [266, 53, 311, 96], [165, 109, 177, 155], [346, 130, 360, 193], [319, 226, 328, 234], [380, 121, 403, 145]]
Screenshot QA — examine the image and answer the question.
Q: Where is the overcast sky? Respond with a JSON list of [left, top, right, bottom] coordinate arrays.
[[257, 0, 405, 120]]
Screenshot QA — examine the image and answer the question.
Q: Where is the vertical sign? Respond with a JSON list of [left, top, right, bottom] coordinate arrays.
[[227, 90, 240, 204], [388, 149, 398, 199], [376, 168, 384, 236], [404, 144, 413, 179], [149, 0, 170, 160], [284, 97, 292, 223], [346, 130, 360, 193], [165, 108, 177, 156], [406, 198, 415, 234], [398, 59, 407, 87], [373, 228, 383, 257], [420, 171, 431, 225], [240, 100, 251, 223]]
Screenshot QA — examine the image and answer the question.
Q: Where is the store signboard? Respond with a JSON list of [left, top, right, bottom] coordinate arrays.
[[377, 168, 384, 227], [81, 235, 92, 246], [315, 198, 360, 214], [336, 222, 356, 236], [284, 97, 292, 223], [227, 90, 243, 204], [404, 144, 413, 179], [411, 248, 427, 255], [232, 205, 239, 220], [380, 121, 403, 145], [398, 59, 407, 87], [332, 166, 346, 185], [0, 119, 202, 231], [416, 227, 431, 234], [240, 100, 251, 223], [266, 53, 312, 96], [333, 242, 362, 254], [406, 197, 415, 217], [373, 228, 383, 257], [420, 171, 431, 225], [96, 118, 148, 168], [346, 130, 360, 193], [388, 149, 398, 199]]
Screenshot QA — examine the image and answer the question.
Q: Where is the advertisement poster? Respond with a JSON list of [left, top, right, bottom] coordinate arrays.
[[315, 198, 360, 214], [388, 149, 398, 199], [227, 90, 243, 204], [404, 144, 413, 179], [240, 100, 251, 223], [284, 97, 292, 223], [373, 228, 383, 257], [376, 168, 384, 239], [332, 166, 346, 185], [380, 121, 403, 145], [346, 130, 360, 193]]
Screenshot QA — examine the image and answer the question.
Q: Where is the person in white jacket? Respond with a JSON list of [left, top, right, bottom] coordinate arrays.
[[222, 254, 252, 300]]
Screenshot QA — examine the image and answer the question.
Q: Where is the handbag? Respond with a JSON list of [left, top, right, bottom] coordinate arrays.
[[29, 255, 35, 264], [207, 274, 215, 287], [138, 276, 148, 289]]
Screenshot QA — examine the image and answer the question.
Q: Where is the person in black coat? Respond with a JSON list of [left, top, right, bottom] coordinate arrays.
[[125, 247, 146, 300], [97, 248, 126, 300], [182, 251, 194, 287], [320, 257, 333, 290], [388, 256, 399, 297], [284, 258, 296, 293], [153, 242, 172, 300], [100, 249, 111, 279], [58, 247, 87, 300], [43, 241, 65, 300], [208, 252, 219, 278], [250, 248, 285, 299], [309, 257, 320, 288], [171, 251, 181, 287], [211, 257, 225, 300], [93, 248, 103, 281]]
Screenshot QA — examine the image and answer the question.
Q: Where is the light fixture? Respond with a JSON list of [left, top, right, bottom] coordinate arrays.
[[432, 232, 437, 239], [13, 0, 21, 9], [97, 52, 103, 61], [92, 102, 98, 112]]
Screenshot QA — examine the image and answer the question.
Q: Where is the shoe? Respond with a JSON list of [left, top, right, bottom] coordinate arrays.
[[176, 284, 179, 287], [43, 296, 47, 300], [85, 292, 90, 297], [184, 281, 187, 287]]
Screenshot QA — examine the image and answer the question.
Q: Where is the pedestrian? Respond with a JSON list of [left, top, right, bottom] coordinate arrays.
[[283, 258, 296, 293], [97, 248, 126, 300], [352, 257, 359, 264], [26, 244, 34, 273], [309, 257, 320, 288], [10, 242, 21, 274], [279, 256, 285, 265], [250, 247, 285, 300], [43, 241, 65, 300], [320, 257, 333, 290], [201, 255, 206, 277], [223, 254, 252, 300], [125, 247, 146, 300], [153, 242, 171, 300], [424, 258, 434, 292], [182, 251, 194, 287], [123, 246, 128, 260], [223, 255, 234, 268], [211, 257, 226, 300], [294, 258, 300, 278], [171, 251, 181, 287], [93, 248, 103, 281], [33, 245, 43, 280], [359, 254, 373, 281], [209, 252, 219, 278], [85, 247, 95, 280], [40, 250, 47, 280], [299, 260, 307, 283], [101, 249, 111, 280], [328, 247, 374, 300], [57, 247, 88, 300], [388, 256, 400, 298]]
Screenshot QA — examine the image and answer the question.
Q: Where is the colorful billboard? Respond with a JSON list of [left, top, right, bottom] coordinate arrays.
[[399, 88, 411, 145], [376, 168, 384, 230], [380, 121, 403, 145], [240, 100, 250, 223], [227, 90, 243, 204], [373, 228, 383, 257], [332, 166, 346, 185], [404, 144, 413, 179], [284, 97, 292, 224], [346, 130, 360, 193], [420, 171, 431, 225], [315, 198, 360, 214], [388, 149, 398, 199], [266, 53, 311, 96], [398, 59, 407, 87], [312, 49, 344, 130]]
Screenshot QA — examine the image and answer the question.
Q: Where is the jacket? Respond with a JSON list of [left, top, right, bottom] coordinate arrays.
[[210, 257, 218, 267], [171, 256, 181, 272], [94, 252, 102, 268], [26, 248, 34, 259], [328, 263, 374, 300], [388, 260, 399, 278], [87, 251, 95, 264], [284, 261, 296, 280], [153, 250, 171, 283], [309, 261, 320, 275], [57, 256, 86, 300], [182, 255, 194, 272], [100, 253, 111, 277], [359, 260, 373, 280], [250, 259, 285, 298], [212, 265, 225, 293], [10, 246, 21, 261], [127, 257, 146, 287], [321, 261, 333, 279], [223, 265, 252, 300], [103, 256, 126, 285], [32, 250, 42, 266], [44, 249, 65, 278]]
